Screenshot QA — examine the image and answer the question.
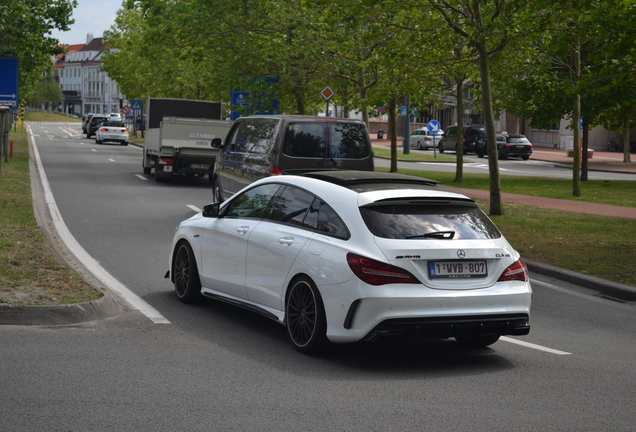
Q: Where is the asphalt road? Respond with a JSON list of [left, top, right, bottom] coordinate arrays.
[[1, 122, 635, 431]]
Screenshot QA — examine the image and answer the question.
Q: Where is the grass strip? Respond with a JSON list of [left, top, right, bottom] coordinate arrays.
[[0, 129, 102, 305], [382, 167, 636, 208]]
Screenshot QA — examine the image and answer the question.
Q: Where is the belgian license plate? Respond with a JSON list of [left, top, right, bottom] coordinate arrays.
[[516, 145, 525, 149], [191, 164, 209, 169], [429, 260, 487, 279]]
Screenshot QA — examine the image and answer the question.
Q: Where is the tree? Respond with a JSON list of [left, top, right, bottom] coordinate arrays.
[[27, 65, 63, 109], [0, 0, 76, 100]]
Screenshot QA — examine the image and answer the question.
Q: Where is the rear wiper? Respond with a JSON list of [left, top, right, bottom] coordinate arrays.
[[406, 231, 455, 239]]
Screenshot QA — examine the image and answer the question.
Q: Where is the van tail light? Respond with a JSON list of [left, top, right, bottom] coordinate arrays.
[[347, 253, 420, 285], [157, 158, 173, 165], [498, 259, 528, 282], [271, 167, 283, 175], [122, 129, 128, 133]]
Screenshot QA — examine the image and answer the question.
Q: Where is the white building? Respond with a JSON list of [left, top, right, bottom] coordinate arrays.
[[55, 33, 125, 116]]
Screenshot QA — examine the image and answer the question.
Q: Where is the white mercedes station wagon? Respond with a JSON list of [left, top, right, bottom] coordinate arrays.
[[167, 171, 532, 354]]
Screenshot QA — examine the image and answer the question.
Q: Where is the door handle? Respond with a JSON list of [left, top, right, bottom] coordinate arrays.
[[236, 226, 249, 234], [278, 237, 294, 246]]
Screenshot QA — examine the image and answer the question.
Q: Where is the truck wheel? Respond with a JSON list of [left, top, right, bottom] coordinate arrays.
[[143, 167, 151, 175]]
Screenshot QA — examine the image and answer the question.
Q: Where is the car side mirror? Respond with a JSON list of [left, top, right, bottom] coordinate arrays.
[[202, 203, 220, 218], [211, 138, 223, 148]]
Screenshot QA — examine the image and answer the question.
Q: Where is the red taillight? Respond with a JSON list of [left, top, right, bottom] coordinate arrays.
[[424, 137, 432, 141], [158, 158, 173, 165], [347, 253, 420, 285], [498, 259, 529, 282], [271, 167, 283, 175], [122, 129, 128, 133], [101, 128, 108, 131]]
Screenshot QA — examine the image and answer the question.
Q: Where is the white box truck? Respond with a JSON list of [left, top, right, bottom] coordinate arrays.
[[143, 116, 232, 183]]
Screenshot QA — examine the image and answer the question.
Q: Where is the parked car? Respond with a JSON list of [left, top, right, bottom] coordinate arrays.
[[86, 115, 108, 138], [409, 128, 443, 149], [95, 121, 129, 145], [438, 125, 487, 154], [212, 115, 374, 203], [476, 134, 533, 160], [82, 113, 95, 134], [169, 170, 532, 354]]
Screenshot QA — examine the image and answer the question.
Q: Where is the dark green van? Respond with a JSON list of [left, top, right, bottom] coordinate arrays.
[[212, 115, 374, 202]]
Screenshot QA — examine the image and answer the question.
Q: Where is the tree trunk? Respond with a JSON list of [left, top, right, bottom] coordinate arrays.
[[475, 38, 503, 215], [388, 97, 398, 173], [581, 118, 588, 181], [572, 46, 581, 197], [454, 78, 464, 183], [358, 64, 369, 128], [623, 115, 631, 163]]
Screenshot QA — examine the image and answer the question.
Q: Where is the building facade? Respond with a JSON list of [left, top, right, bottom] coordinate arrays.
[[55, 33, 125, 116]]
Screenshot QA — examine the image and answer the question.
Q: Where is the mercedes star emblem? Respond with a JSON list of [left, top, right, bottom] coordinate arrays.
[[457, 249, 466, 259]]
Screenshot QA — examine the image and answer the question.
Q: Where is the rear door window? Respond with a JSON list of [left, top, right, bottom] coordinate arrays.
[[283, 123, 326, 157], [359, 201, 501, 240]]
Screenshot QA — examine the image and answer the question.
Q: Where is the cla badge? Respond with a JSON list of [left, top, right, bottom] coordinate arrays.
[[457, 249, 466, 259]]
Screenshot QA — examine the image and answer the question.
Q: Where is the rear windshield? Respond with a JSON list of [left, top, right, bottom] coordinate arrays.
[[359, 203, 501, 240], [283, 122, 370, 159], [508, 136, 530, 144]]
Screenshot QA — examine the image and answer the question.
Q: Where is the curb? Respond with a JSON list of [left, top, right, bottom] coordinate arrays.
[[526, 259, 636, 302], [0, 293, 122, 326]]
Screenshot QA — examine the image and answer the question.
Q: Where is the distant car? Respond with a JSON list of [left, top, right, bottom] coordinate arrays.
[[169, 170, 532, 354], [95, 121, 129, 145], [108, 112, 122, 122], [438, 125, 486, 154], [82, 113, 95, 134], [86, 115, 108, 138], [409, 128, 443, 149], [476, 134, 533, 160]]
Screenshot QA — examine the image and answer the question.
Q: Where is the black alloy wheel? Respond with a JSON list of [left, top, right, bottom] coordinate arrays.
[[173, 242, 202, 303], [286, 276, 327, 354]]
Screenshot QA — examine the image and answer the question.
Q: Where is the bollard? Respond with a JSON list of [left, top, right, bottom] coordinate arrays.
[[10, 140, 13, 158]]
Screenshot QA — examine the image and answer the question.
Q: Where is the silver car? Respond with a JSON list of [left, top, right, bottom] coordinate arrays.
[[409, 128, 443, 149]]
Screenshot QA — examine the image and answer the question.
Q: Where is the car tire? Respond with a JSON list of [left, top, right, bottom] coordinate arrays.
[[212, 177, 223, 203], [417, 141, 423, 150], [477, 153, 484, 158], [498, 151, 507, 160], [439, 143, 444, 153], [455, 335, 500, 348], [143, 167, 151, 175], [95, 136, 102, 144], [285, 276, 328, 354], [173, 242, 203, 304], [522, 156, 529, 160], [122, 141, 128, 146]]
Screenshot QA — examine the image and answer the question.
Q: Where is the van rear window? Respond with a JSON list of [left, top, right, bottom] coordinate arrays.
[[330, 123, 371, 159]]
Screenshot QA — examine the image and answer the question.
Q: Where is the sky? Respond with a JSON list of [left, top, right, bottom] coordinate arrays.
[[49, 0, 123, 46]]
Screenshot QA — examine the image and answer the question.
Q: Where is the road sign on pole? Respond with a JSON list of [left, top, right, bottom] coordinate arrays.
[[131, 99, 143, 111], [427, 120, 441, 133], [0, 57, 19, 108]]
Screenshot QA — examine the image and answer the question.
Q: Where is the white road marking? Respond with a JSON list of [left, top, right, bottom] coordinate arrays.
[[501, 337, 572, 355], [135, 174, 147, 181], [28, 126, 169, 324], [108, 158, 116, 163], [187, 205, 202, 213]]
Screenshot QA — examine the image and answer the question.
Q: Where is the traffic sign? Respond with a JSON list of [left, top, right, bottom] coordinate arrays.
[[131, 99, 143, 111], [0, 57, 19, 108], [321, 86, 334, 101], [400, 106, 407, 116], [427, 120, 441, 134]]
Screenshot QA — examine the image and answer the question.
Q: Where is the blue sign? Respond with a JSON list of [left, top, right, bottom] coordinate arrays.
[[131, 99, 143, 111], [427, 120, 441, 134], [0, 57, 19, 108], [412, 107, 419, 116], [400, 106, 407, 117], [231, 91, 249, 107]]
